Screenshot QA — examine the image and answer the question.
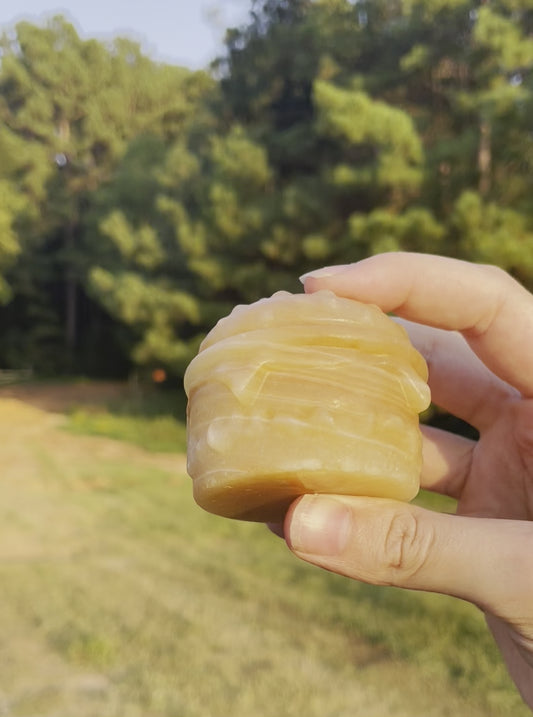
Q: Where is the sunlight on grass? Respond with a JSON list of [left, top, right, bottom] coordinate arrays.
[[67, 409, 187, 453], [2, 456, 523, 717], [65, 388, 187, 453], [40, 389, 527, 716]]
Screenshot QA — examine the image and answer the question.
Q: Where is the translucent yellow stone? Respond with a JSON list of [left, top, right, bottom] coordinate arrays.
[[184, 290, 430, 522]]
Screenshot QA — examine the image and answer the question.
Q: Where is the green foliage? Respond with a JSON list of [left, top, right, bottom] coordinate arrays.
[[474, 5, 533, 72], [0, 181, 27, 302], [349, 207, 445, 254], [314, 79, 423, 194], [0, 15, 212, 373], [453, 191, 533, 281], [1, 1, 533, 376]]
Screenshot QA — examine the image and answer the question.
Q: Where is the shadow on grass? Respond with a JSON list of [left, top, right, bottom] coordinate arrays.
[[103, 384, 188, 422], [65, 384, 188, 454]]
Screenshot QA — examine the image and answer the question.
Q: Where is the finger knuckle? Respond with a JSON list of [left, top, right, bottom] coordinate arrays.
[[380, 509, 433, 585]]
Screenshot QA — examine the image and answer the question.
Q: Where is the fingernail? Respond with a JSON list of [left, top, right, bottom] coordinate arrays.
[[299, 265, 350, 284], [287, 495, 352, 556]]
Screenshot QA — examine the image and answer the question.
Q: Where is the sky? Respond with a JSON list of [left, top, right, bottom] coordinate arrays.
[[0, 0, 252, 69]]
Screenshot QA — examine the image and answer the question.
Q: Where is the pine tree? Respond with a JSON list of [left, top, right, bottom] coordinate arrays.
[[0, 15, 210, 372]]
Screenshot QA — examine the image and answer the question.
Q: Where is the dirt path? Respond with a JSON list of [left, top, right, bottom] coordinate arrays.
[[0, 388, 189, 715], [0, 384, 186, 477], [0, 380, 130, 413], [0, 388, 186, 574]]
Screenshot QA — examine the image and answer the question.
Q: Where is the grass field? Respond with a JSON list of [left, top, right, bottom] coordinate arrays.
[[0, 383, 528, 716]]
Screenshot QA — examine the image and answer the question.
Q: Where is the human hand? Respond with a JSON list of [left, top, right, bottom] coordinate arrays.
[[284, 252, 533, 708]]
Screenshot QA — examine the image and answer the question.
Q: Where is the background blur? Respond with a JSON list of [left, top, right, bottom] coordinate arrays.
[[0, 0, 531, 715]]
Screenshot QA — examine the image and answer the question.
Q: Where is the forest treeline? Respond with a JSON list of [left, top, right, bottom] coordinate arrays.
[[0, 0, 532, 378]]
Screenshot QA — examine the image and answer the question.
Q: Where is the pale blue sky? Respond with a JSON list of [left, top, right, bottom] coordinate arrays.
[[0, 0, 251, 68]]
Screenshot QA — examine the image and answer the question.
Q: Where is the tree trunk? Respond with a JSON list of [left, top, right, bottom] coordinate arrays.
[[65, 219, 77, 366], [478, 117, 491, 197]]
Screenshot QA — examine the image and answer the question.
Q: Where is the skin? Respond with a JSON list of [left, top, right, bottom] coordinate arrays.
[[280, 252, 533, 708]]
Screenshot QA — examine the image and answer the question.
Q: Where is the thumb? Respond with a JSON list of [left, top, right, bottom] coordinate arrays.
[[284, 494, 533, 617]]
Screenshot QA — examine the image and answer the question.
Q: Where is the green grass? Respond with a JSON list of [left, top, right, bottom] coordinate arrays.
[[66, 388, 188, 453], [0, 449, 524, 717], [68, 409, 187, 453], [12, 390, 520, 715]]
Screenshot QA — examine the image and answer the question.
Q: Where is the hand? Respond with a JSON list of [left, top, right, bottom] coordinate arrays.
[[284, 252, 533, 708]]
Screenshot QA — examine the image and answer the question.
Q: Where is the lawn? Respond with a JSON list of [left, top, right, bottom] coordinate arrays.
[[0, 385, 527, 716], [66, 384, 188, 454]]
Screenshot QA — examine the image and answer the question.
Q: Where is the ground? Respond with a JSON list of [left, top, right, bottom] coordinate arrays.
[[0, 383, 188, 716], [0, 380, 132, 413], [0, 382, 526, 717]]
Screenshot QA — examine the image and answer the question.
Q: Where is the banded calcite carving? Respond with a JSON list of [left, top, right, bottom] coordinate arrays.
[[184, 290, 430, 522]]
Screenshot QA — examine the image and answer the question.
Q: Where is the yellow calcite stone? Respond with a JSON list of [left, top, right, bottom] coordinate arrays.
[[184, 290, 430, 522]]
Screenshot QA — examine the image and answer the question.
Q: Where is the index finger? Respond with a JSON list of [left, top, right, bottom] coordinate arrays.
[[301, 252, 533, 397]]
